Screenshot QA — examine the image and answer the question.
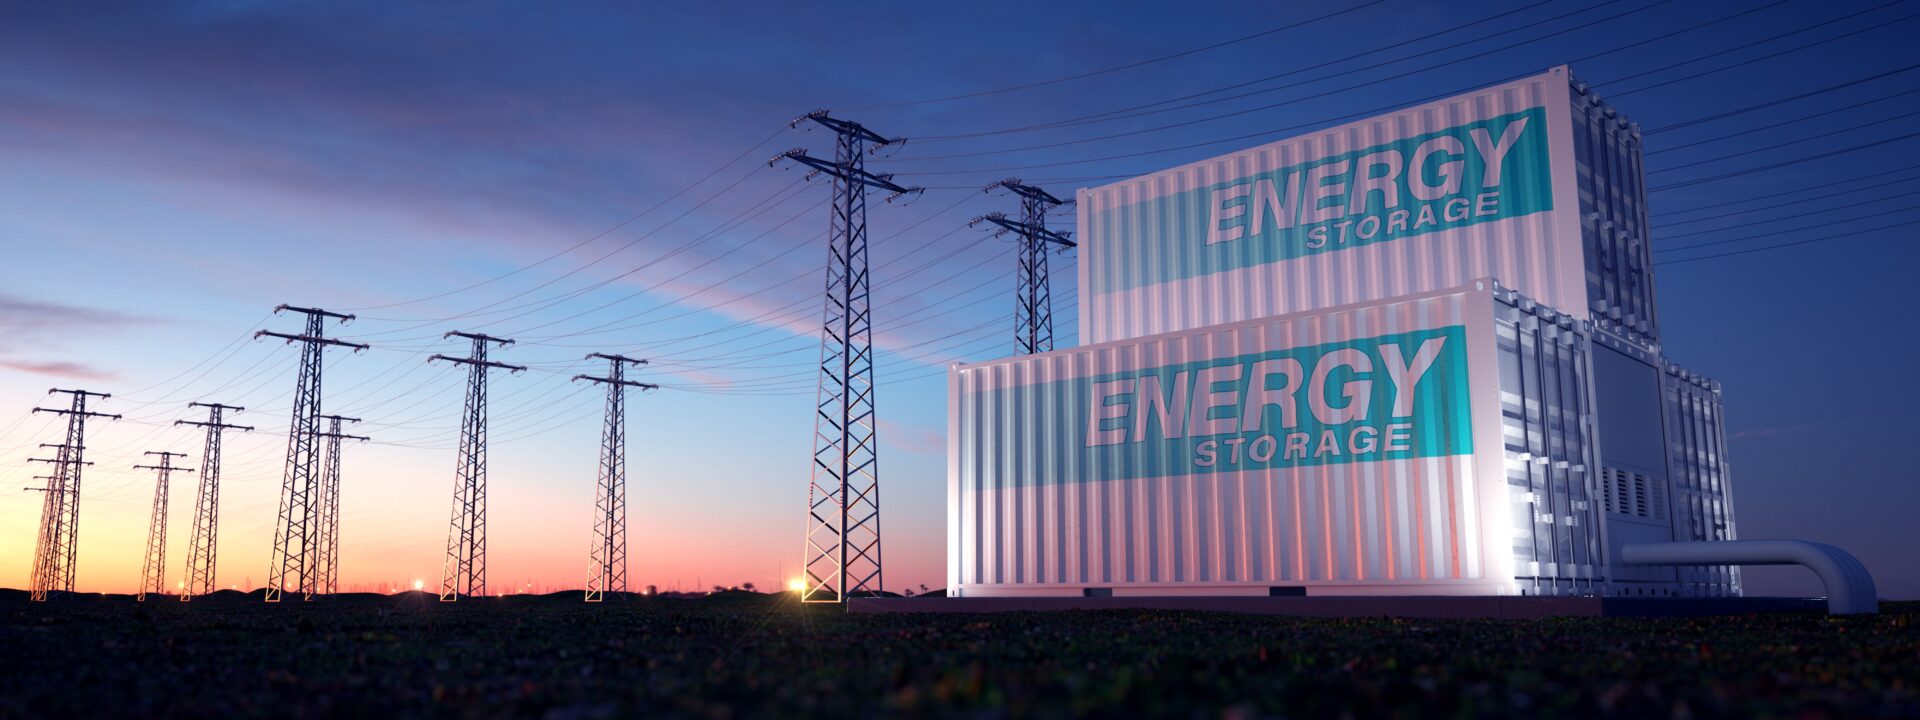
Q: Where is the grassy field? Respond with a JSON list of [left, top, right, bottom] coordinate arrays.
[[0, 590, 1913, 718]]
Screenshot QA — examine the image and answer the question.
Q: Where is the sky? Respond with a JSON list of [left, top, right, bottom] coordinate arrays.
[[0, 0, 1916, 599]]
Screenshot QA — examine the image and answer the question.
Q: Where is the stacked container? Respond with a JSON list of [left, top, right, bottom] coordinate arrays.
[[1662, 364, 1738, 596], [947, 66, 1735, 598]]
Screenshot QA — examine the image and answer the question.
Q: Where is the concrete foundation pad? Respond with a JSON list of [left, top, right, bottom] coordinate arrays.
[[848, 596, 1824, 619]]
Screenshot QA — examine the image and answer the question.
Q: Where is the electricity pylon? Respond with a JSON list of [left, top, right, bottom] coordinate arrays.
[[23, 480, 53, 556], [135, 452, 193, 602], [27, 388, 119, 601], [177, 402, 252, 601], [771, 110, 922, 603], [25, 448, 89, 602], [23, 478, 56, 592], [258, 305, 367, 602], [430, 331, 525, 601], [312, 415, 367, 596], [973, 179, 1076, 355], [573, 353, 656, 603]]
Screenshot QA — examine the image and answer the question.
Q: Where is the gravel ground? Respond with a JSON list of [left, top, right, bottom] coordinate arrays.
[[0, 590, 1913, 718]]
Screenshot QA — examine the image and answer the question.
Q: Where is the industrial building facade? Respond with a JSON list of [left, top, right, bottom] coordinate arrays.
[[947, 67, 1737, 599]]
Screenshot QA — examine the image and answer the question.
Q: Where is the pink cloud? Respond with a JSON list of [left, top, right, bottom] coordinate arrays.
[[876, 418, 944, 456], [0, 359, 119, 381], [0, 293, 146, 334]]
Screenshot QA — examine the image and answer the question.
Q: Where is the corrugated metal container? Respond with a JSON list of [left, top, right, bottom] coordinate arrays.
[[1590, 330, 1683, 595], [1663, 362, 1740, 597], [1075, 65, 1659, 347], [947, 279, 1607, 597], [1570, 76, 1659, 341]]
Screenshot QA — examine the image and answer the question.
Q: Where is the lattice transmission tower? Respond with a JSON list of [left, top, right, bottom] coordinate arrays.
[[313, 414, 367, 596], [135, 451, 193, 602], [574, 353, 656, 603], [972, 179, 1076, 355], [177, 402, 252, 601], [771, 111, 922, 603], [258, 305, 367, 602], [430, 331, 524, 601], [23, 477, 57, 595], [26, 388, 119, 602]]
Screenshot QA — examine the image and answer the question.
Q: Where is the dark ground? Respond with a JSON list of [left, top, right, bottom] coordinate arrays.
[[0, 589, 1913, 719]]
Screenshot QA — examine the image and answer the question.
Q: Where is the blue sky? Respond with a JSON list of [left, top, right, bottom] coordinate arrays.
[[0, 0, 1916, 597]]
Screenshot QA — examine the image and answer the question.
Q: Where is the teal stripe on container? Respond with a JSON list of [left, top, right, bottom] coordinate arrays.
[[965, 327, 1475, 485], [1090, 108, 1554, 294]]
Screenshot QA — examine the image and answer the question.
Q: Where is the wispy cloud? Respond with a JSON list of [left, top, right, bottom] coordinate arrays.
[[0, 359, 118, 381], [876, 418, 944, 456], [0, 293, 145, 382], [0, 293, 144, 335]]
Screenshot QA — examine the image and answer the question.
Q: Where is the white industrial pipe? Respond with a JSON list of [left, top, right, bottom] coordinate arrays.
[[1619, 540, 1878, 615]]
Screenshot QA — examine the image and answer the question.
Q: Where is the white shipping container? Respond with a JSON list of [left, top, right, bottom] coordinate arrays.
[[1590, 330, 1683, 595], [1663, 361, 1739, 597], [948, 280, 1608, 598], [1076, 66, 1659, 346], [1588, 329, 1742, 599]]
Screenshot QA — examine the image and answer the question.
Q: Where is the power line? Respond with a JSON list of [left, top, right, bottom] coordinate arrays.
[[624, 228, 1005, 368], [1647, 89, 1920, 157], [1647, 110, 1920, 175], [111, 130, 797, 420], [1657, 191, 1920, 241], [343, 127, 791, 312], [114, 314, 274, 401], [893, 0, 1696, 163], [350, 165, 784, 333], [1649, 131, 1920, 191], [523, 209, 977, 368], [1644, 62, 1920, 135], [496, 186, 827, 339], [908, 0, 1563, 143], [106, 132, 792, 436], [1655, 203, 1920, 254], [437, 176, 822, 340], [1658, 219, 1913, 266], [1605, 1, 1913, 97], [1652, 166, 1920, 220], [853, 1, 1384, 109], [659, 284, 1084, 394], [516, 196, 978, 351], [887, 2, 1907, 180]]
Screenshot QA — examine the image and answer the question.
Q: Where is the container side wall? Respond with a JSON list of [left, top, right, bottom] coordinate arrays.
[[1568, 77, 1660, 343], [1590, 332, 1680, 593], [951, 282, 1573, 597], [1663, 363, 1740, 597], [1077, 68, 1588, 346], [1491, 289, 1608, 597], [948, 364, 965, 593]]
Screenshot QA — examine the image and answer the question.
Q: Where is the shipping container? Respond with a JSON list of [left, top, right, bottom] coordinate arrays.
[[1586, 330, 1741, 599], [1591, 330, 1682, 595], [1075, 65, 1659, 347], [947, 279, 1609, 598], [1663, 361, 1739, 597]]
